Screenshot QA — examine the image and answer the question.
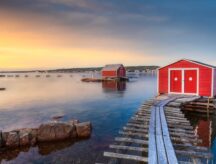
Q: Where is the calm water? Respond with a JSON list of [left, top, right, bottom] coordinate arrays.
[[0, 73, 157, 163], [0, 73, 216, 164]]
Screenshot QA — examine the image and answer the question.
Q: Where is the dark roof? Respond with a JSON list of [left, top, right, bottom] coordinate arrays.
[[159, 59, 216, 70], [102, 64, 124, 71]]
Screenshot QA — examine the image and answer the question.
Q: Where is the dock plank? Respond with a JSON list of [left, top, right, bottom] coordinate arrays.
[[160, 105, 178, 164], [148, 106, 158, 164], [104, 152, 148, 162], [103, 96, 212, 164], [155, 106, 167, 163]]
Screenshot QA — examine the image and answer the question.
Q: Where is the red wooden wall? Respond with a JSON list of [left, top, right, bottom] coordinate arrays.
[[102, 66, 126, 78], [102, 71, 117, 77], [117, 67, 126, 77], [158, 60, 213, 97]]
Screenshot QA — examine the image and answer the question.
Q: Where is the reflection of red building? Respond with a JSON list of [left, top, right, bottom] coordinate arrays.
[[196, 120, 211, 147], [102, 81, 126, 91], [102, 64, 126, 78]]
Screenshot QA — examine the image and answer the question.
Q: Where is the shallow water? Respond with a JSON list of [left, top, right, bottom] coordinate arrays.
[[0, 73, 157, 163]]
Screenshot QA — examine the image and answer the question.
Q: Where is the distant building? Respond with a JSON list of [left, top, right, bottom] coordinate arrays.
[[102, 64, 126, 78], [158, 59, 216, 97]]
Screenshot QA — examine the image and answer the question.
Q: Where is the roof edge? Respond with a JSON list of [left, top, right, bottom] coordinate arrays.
[[159, 58, 215, 70]]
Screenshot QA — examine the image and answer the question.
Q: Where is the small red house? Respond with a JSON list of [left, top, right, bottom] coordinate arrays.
[[158, 59, 216, 97], [102, 64, 126, 78]]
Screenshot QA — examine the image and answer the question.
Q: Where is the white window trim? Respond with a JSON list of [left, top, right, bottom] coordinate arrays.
[[168, 68, 199, 96]]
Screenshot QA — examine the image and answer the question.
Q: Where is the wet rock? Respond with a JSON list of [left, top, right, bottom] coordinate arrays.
[[53, 123, 75, 140], [19, 129, 32, 146], [75, 122, 92, 138], [0, 119, 92, 150], [30, 129, 38, 146], [5, 131, 19, 147], [2, 132, 9, 145], [19, 133, 30, 146], [37, 122, 75, 142], [68, 119, 79, 126], [70, 126, 77, 138], [0, 131, 3, 147]]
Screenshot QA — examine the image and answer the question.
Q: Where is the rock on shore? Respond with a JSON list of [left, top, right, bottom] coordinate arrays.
[[0, 120, 92, 148]]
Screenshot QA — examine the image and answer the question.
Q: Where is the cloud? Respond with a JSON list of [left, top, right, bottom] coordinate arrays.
[[0, 0, 216, 69]]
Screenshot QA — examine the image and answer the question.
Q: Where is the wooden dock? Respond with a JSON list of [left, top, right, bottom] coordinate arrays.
[[103, 95, 213, 164]]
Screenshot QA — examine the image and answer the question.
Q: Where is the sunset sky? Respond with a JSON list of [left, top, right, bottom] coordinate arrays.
[[1, 0, 216, 70]]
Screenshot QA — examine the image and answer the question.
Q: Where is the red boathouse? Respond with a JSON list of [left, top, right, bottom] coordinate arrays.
[[158, 59, 216, 97], [102, 64, 126, 78]]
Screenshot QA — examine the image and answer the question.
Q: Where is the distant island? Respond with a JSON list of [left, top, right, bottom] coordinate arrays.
[[48, 65, 159, 73], [0, 65, 159, 73]]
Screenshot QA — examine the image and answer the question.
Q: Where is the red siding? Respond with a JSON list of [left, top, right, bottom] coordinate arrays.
[[117, 67, 126, 77], [102, 66, 126, 78], [158, 60, 213, 96], [102, 71, 117, 77], [159, 67, 169, 94]]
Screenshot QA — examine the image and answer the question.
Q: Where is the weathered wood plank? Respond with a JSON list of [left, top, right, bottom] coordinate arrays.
[[175, 150, 213, 159], [168, 124, 193, 130], [159, 105, 178, 164], [104, 96, 212, 164], [104, 152, 148, 162], [173, 143, 208, 151], [128, 120, 150, 125], [148, 106, 157, 164], [119, 131, 148, 138], [131, 117, 150, 121], [123, 127, 148, 133], [115, 137, 148, 145], [168, 127, 195, 134], [155, 106, 168, 163], [126, 123, 149, 129], [109, 144, 148, 152]]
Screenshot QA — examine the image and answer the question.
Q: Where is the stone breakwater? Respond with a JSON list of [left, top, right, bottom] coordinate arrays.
[[0, 120, 91, 148]]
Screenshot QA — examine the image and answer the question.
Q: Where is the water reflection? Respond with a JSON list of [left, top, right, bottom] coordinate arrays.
[[0, 73, 157, 163], [102, 81, 126, 92], [196, 120, 211, 147], [0, 139, 77, 162], [183, 111, 216, 163]]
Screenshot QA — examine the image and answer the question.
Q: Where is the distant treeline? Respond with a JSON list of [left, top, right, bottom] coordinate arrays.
[[0, 66, 159, 73], [48, 65, 159, 73]]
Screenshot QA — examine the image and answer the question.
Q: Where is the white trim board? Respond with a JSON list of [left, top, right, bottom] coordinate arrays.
[[157, 68, 159, 95], [168, 68, 199, 96], [211, 68, 215, 97]]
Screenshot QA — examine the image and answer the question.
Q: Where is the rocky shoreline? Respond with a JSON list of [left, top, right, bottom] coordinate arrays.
[[0, 120, 91, 149]]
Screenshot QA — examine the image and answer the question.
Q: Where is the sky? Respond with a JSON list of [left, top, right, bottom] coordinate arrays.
[[1, 0, 216, 70]]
